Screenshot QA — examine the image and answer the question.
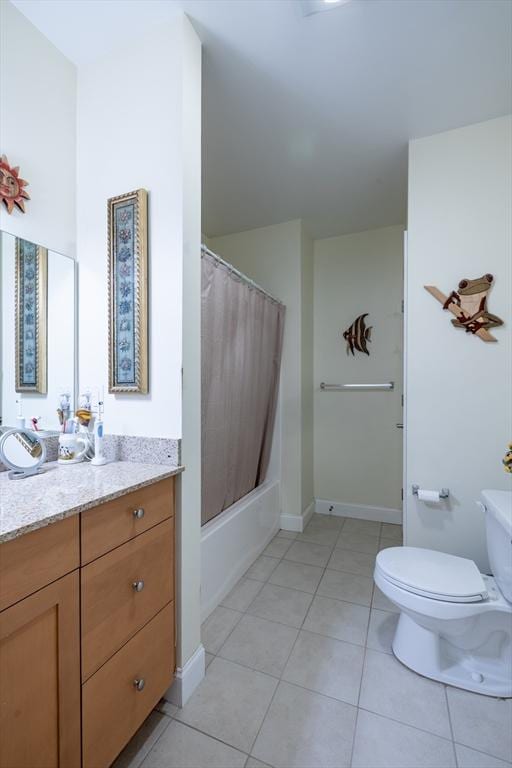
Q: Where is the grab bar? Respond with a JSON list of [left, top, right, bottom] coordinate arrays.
[[320, 382, 394, 391]]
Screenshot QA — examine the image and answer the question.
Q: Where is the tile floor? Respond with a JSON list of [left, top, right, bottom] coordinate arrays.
[[114, 514, 512, 768]]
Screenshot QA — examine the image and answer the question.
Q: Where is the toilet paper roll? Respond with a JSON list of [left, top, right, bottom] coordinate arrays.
[[417, 489, 440, 503]]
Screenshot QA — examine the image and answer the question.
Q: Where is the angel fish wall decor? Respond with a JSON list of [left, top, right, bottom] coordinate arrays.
[[425, 274, 504, 343], [343, 313, 372, 356]]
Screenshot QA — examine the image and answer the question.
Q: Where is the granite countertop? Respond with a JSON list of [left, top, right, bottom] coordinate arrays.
[[0, 461, 184, 544]]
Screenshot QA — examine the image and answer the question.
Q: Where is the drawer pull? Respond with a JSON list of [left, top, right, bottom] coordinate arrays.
[[132, 580, 145, 592], [133, 507, 145, 519], [133, 678, 145, 691]]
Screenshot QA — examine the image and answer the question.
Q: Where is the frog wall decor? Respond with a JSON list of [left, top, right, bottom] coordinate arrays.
[[424, 274, 504, 343]]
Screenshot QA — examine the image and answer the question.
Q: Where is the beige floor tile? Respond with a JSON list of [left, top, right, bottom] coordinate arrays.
[[366, 608, 399, 654], [221, 578, 264, 612], [269, 559, 323, 594], [282, 629, 364, 705], [317, 568, 373, 606], [372, 585, 399, 613], [141, 720, 247, 768], [352, 710, 456, 768], [263, 537, 293, 558], [455, 744, 512, 768], [308, 513, 345, 530], [252, 681, 356, 768], [378, 540, 399, 552], [245, 555, 280, 582], [205, 652, 215, 668], [156, 698, 178, 718], [295, 522, 339, 546], [447, 687, 512, 762], [112, 712, 169, 768], [245, 759, 273, 768], [342, 518, 382, 537], [201, 605, 243, 654], [328, 548, 375, 577], [381, 523, 403, 541], [359, 650, 451, 738], [276, 529, 297, 539], [284, 540, 333, 567], [219, 614, 299, 677], [303, 595, 369, 646], [175, 657, 278, 753], [247, 583, 313, 628], [336, 531, 380, 554]]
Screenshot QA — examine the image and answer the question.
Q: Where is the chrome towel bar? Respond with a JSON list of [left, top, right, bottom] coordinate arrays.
[[320, 382, 394, 391]]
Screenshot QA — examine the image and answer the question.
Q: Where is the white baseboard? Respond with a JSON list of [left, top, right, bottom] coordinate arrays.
[[280, 501, 315, 533], [315, 498, 402, 525], [164, 643, 205, 707]]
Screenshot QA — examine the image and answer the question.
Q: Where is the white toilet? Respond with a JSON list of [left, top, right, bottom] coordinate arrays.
[[374, 489, 512, 697]]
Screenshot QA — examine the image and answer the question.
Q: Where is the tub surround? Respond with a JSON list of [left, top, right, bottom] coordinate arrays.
[[0, 460, 183, 543]]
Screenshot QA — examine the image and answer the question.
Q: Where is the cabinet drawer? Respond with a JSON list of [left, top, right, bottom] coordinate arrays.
[[81, 517, 174, 681], [0, 516, 79, 611], [82, 603, 174, 768], [81, 477, 174, 564]]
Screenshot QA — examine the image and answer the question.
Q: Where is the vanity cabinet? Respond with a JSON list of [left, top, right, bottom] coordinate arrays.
[[0, 475, 176, 768], [0, 520, 81, 768]]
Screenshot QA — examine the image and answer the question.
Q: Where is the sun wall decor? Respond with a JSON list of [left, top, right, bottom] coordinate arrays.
[[0, 155, 30, 214]]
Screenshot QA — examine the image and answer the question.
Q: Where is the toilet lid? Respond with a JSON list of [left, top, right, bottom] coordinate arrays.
[[376, 547, 488, 603]]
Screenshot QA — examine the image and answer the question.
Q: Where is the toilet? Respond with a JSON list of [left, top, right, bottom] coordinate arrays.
[[374, 489, 512, 697]]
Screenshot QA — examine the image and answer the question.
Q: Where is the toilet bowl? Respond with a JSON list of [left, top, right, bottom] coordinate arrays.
[[374, 489, 512, 697]]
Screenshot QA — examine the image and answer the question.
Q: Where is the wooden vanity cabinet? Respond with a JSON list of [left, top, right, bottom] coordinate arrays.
[[0, 520, 81, 768], [0, 475, 176, 768]]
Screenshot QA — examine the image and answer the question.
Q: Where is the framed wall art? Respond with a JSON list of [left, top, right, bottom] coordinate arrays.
[[15, 238, 47, 393], [108, 188, 148, 393]]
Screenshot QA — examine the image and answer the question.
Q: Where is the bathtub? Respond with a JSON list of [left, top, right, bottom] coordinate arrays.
[[200, 478, 281, 621]]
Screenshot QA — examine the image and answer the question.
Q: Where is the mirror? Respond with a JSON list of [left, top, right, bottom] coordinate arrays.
[[0, 428, 46, 478], [0, 230, 76, 432]]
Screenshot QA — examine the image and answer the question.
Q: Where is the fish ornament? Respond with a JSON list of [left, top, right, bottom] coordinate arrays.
[[343, 313, 372, 356]]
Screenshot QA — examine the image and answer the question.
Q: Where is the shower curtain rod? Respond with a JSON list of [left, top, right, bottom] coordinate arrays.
[[201, 244, 285, 307]]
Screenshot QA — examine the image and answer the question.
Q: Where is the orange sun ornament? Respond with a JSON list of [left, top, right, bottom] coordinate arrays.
[[0, 155, 30, 214]]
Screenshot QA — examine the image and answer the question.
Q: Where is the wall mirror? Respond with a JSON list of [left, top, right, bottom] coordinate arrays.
[[0, 230, 77, 433]]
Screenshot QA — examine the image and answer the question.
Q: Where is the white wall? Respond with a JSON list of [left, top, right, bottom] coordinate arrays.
[[77, 16, 202, 673], [179, 16, 203, 671], [77, 18, 196, 440], [406, 116, 512, 572], [0, 1, 76, 258], [301, 225, 314, 514], [314, 226, 404, 514], [209, 220, 310, 523]]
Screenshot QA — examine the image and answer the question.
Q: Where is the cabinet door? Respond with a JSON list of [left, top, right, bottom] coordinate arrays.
[[0, 571, 81, 768]]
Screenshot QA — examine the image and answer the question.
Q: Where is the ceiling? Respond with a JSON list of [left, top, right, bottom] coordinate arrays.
[[13, 0, 512, 239]]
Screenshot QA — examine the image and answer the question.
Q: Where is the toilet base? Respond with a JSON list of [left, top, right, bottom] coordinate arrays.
[[392, 612, 512, 698]]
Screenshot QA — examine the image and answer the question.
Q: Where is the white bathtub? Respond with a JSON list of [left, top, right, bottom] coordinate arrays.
[[200, 479, 281, 621]]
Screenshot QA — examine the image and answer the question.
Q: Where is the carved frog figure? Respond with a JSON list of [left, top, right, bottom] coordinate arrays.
[[443, 274, 504, 334]]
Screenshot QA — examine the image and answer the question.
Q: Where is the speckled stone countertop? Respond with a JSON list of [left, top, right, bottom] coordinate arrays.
[[0, 461, 184, 544]]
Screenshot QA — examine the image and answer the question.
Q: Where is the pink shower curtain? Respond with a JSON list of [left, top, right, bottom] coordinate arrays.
[[201, 251, 285, 526]]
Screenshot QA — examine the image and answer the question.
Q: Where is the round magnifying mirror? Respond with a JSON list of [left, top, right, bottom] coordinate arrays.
[[0, 428, 46, 479]]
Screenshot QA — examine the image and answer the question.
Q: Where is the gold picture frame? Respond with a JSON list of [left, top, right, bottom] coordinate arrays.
[[15, 238, 47, 393], [108, 188, 148, 393]]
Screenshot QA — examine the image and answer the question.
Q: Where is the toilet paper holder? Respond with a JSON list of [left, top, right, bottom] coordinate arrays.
[[412, 484, 450, 500]]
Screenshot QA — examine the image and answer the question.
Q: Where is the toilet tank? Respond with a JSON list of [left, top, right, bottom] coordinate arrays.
[[482, 490, 512, 603]]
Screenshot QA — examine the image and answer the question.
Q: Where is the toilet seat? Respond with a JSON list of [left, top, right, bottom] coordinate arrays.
[[375, 547, 488, 603]]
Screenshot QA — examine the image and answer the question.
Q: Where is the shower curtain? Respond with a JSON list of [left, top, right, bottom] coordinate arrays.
[[201, 250, 285, 526]]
